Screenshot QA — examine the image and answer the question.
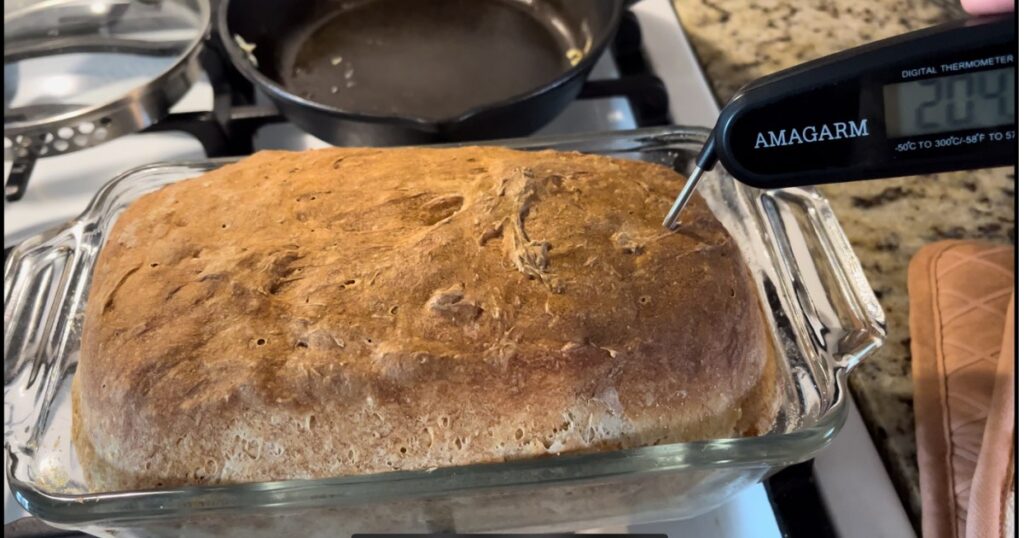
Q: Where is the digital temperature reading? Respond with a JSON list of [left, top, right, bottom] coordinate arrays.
[[883, 67, 1014, 138], [663, 16, 1015, 229]]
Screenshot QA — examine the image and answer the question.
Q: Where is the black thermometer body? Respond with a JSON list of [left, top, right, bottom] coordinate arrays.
[[665, 16, 1016, 228]]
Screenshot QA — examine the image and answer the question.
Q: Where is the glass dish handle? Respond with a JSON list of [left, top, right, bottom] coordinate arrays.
[[806, 195, 886, 374], [4, 222, 90, 449]]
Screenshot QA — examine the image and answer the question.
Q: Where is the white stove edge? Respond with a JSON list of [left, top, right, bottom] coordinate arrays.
[[814, 403, 917, 538]]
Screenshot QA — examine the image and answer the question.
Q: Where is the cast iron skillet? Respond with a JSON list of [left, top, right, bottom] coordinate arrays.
[[218, 0, 626, 145]]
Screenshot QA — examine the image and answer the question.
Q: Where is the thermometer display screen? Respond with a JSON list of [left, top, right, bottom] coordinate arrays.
[[883, 67, 1015, 137]]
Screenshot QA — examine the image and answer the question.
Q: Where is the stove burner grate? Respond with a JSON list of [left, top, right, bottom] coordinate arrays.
[[5, 12, 669, 202]]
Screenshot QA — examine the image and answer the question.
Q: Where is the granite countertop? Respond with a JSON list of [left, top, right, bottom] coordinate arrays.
[[671, 0, 1016, 528]]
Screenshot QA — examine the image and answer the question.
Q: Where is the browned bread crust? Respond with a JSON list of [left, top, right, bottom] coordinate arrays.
[[73, 147, 779, 490]]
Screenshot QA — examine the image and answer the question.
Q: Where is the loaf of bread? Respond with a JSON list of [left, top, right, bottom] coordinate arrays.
[[73, 147, 779, 491]]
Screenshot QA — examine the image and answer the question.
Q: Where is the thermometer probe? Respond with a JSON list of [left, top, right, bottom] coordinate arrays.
[[664, 15, 1016, 229]]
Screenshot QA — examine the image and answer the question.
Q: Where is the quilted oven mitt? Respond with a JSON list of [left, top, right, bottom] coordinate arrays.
[[909, 241, 1015, 538]]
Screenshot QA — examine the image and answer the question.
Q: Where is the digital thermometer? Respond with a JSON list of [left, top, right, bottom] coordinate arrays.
[[664, 15, 1016, 229]]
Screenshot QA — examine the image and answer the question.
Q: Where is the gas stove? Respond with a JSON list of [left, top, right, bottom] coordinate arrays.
[[4, 4, 689, 246], [3, 1, 914, 537]]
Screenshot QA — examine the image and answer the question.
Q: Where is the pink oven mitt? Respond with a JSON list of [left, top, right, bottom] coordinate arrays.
[[909, 240, 1015, 538], [965, 291, 1015, 538]]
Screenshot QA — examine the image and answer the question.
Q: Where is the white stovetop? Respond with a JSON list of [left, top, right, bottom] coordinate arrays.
[[3, 1, 914, 537]]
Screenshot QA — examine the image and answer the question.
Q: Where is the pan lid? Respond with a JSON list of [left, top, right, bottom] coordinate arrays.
[[3, 0, 209, 158]]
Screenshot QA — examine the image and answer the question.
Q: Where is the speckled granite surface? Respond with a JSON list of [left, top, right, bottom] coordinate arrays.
[[672, 0, 1016, 528]]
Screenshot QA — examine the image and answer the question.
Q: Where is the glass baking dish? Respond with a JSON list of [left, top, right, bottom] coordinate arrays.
[[4, 126, 884, 536]]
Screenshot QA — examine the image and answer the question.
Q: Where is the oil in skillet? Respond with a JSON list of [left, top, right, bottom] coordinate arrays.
[[282, 0, 574, 120]]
